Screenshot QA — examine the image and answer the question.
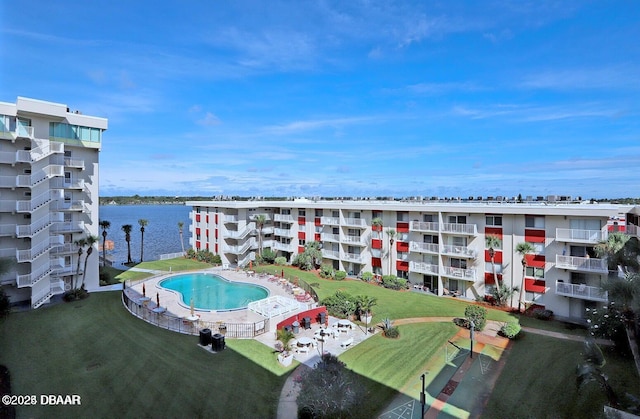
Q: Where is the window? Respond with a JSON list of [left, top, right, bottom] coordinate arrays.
[[485, 262, 503, 274], [448, 215, 466, 224], [486, 215, 502, 226], [524, 292, 544, 304], [450, 258, 467, 269], [332, 210, 339, 217], [525, 267, 545, 278], [397, 271, 408, 279], [397, 212, 408, 221], [423, 214, 435, 222], [298, 209, 306, 216], [529, 242, 544, 254], [423, 235, 438, 244], [372, 211, 382, 219], [49, 122, 102, 143], [525, 215, 545, 229], [315, 209, 323, 217], [299, 239, 306, 246], [299, 224, 304, 231], [397, 251, 408, 260]]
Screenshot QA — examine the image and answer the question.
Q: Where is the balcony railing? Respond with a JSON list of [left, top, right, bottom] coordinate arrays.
[[272, 242, 295, 252], [343, 252, 363, 263], [441, 244, 477, 258], [274, 228, 293, 237], [321, 233, 340, 242], [442, 266, 477, 281], [555, 255, 608, 274], [342, 235, 364, 245], [320, 216, 340, 225], [273, 214, 294, 223], [442, 223, 477, 235], [556, 228, 607, 244], [343, 217, 365, 227], [223, 214, 238, 223], [409, 261, 439, 275], [321, 249, 340, 259], [410, 221, 439, 232], [409, 242, 439, 253], [556, 281, 608, 302]]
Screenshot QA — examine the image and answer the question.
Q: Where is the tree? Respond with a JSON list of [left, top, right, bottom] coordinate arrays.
[[516, 242, 536, 311], [254, 214, 267, 258], [292, 241, 323, 271], [0, 258, 14, 318], [486, 234, 502, 289], [386, 228, 397, 275], [595, 232, 636, 273], [121, 224, 133, 264], [178, 221, 185, 256], [99, 219, 111, 267], [355, 295, 377, 319], [576, 338, 620, 408], [80, 236, 99, 289], [138, 219, 148, 262], [73, 237, 87, 290]]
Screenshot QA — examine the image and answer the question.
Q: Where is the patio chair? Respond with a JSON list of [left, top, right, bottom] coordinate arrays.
[[340, 338, 354, 348]]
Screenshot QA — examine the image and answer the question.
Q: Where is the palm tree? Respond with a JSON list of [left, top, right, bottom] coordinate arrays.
[[138, 219, 148, 262], [371, 217, 383, 230], [73, 238, 87, 290], [80, 235, 99, 289], [121, 224, 133, 264], [386, 228, 397, 276], [178, 221, 186, 256], [486, 234, 502, 288], [99, 219, 111, 267], [515, 242, 536, 311], [255, 214, 267, 258], [595, 231, 632, 273]]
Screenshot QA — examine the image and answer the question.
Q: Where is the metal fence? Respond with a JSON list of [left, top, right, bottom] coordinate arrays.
[[121, 280, 269, 338], [159, 252, 186, 260]]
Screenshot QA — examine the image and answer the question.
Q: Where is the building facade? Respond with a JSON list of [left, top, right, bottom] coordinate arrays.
[[187, 198, 632, 322], [0, 97, 106, 308]]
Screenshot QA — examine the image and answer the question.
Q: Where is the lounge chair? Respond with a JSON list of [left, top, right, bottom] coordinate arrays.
[[340, 338, 354, 348]]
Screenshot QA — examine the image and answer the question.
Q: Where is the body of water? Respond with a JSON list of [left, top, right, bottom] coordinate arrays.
[[98, 204, 192, 264]]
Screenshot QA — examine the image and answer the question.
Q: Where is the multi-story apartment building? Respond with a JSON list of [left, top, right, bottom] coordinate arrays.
[[0, 97, 107, 308], [186, 198, 632, 322]]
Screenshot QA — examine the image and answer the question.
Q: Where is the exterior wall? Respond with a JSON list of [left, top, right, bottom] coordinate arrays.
[[0, 97, 106, 308], [187, 199, 632, 321]]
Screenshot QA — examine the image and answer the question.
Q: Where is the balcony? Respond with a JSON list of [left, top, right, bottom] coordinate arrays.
[[442, 266, 477, 281], [556, 228, 607, 244], [223, 214, 238, 223], [51, 220, 85, 234], [442, 223, 478, 236], [342, 235, 365, 246], [64, 157, 85, 169], [441, 244, 477, 259], [555, 255, 608, 274], [409, 242, 439, 254], [321, 249, 340, 260], [409, 261, 439, 275], [274, 228, 293, 237], [410, 221, 439, 232], [17, 263, 52, 287], [320, 216, 340, 226], [272, 242, 295, 252], [556, 281, 608, 302], [16, 164, 64, 187], [321, 233, 340, 243], [274, 214, 294, 223], [343, 252, 363, 263], [343, 217, 365, 228]]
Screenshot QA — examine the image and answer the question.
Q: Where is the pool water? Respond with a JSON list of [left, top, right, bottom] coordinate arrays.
[[159, 273, 269, 311]]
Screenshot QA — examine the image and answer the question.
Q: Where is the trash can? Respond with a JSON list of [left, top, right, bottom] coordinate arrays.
[[283, 325, 292, 333], [302, 317, 312, 329], [318, 312, 326, 325], [292, 321, 300, 334], [199, 328, 212, 346], [212, 333, 226, 352]]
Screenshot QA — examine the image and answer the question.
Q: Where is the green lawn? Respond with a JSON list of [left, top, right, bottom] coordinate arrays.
[[0, 292, 286, 418]]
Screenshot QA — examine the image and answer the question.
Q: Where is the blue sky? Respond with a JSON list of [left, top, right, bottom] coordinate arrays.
[[1, 1, 639, 199]]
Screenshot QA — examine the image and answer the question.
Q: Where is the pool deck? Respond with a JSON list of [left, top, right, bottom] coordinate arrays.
[[125, 267, 316, 326]]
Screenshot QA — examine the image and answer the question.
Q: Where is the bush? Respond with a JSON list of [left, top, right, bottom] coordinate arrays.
[[532, 308, 554, 321], [360, 272, 373, 282], [381, 275, 409, 290], [499, 322, 522, 339], [453, 317, 470, 328], [185, 249, 221, 264], [334, 271, 347, 281], [380, 317, 400, 338], [0, 289, 10, 318], [321, 292, 357, 318], [63, 287, 89, 302], [319, 264, 334, 279], [464, 305, 487, 332], [259, 248, 276, 264], [274, 256, 287, 266]]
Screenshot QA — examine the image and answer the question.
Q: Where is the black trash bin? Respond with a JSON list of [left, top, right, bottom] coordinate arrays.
[[292, 321, 300, 334], [199, 328, 212, 346], [318, 312, 326, 325], [212, 333, 226, 352], [302, 317, 312, 329], [283, 325, 292, 333]]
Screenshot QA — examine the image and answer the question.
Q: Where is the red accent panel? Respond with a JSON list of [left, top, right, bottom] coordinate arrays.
[[485, 227, 503, 237], [195, 227, 201, 236], [276, 307, 328, 330], [206, 229, 209, 237], [215, 243, 218, 253], [298, 246, 305, 253], [298, 217, 305, 225], [525, 254, 545, 268], [372, 225, 383, 232], [396, 222, 409, 233], [484, 272, 502, 285], [195, 241, 201, 249], [315, 233, 321, 241], [397, 242, 409, 252], [371, 257, 382, 267], [215, 229, 218, 239], [206, 215, 209, 223], [195, 214, 201, 222], [315, 217, 322, 226], [298, 232, 306, 240], [396, 261, 409, 271], [372, 239, 382, 249], [525, 229, 546, 243], [214, 214, 218, 223], [206, 243, 209, 250], [525, 279, 546, 293], [485, 250, 503, 264]]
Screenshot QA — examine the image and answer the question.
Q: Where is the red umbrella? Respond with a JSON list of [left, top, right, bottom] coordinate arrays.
[[281, 269, 284, 278]]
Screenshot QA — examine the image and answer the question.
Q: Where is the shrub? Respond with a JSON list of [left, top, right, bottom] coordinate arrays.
[[0, 289, 10, 318], [63, 288, 89, 302], [464, 305, 487, 332], [319, 264, 334, 279], [381, 275, 409, 290], [453, 317, 470, 328], [499, 322, 521, 339], [274, 256, 287, 266], [260, 248, 276, 264], [185, 249, 221, 264], [380, 317, 400, 338], [321, 292, 357, 318], [360, 272, 373, 282], [532, 308, 554, 321], [334, 271, 347, 281]]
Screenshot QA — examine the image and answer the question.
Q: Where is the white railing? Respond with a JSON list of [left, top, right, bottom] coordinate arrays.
[[0, 248, 15, 258], [17, 237, 62, 262], [223, 214, 238, 223], [16, 164, 64, 187], [17, 140, 63, 163], [52, 266, 78, 277], [0, 224, 14, 236], [274, 214, 294, 222], [442, 223, 477, 235], [51, 220, 85, 233], [342, 235, 364, 245], [343, 252, 363, 262], [442, 266, 477, 281], [320, 216, 340, 225], [272, 242, 295, 252], [274, 228, 293, 237], [16, 125, 34, 139], [16, 190, 58, 213], [555, 228, 607, 243], [51, 177, 85, 189], [64, 157, 84, 169], [555, 255, 607, 273], [226, 222, 255, 239], [17, 262, 52, 287], [321, 249, 340, 259], [409, 261, 439, 275], [556, 281, 608, 302], [409, 242, 439, 253], [0, 151, 16, 164], [16, 213, 59, 237], [627, 224, 640, 237], [410, 221, 439, 232], [51, 243, 76, 255], [441, 244, 477, 258], [222, 238, 256, 254], [321, 233, 340, 242], [52, 199, 85, 211], [0, 176, 18, 187], [343, 217, 365, 227]]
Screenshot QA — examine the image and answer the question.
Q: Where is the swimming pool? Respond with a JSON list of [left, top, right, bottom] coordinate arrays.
[[159, 273, 269, 311]]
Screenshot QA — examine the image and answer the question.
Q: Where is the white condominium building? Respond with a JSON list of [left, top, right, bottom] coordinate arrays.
[[187, 198, 633, 322], [0, 97, 106, 308]]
